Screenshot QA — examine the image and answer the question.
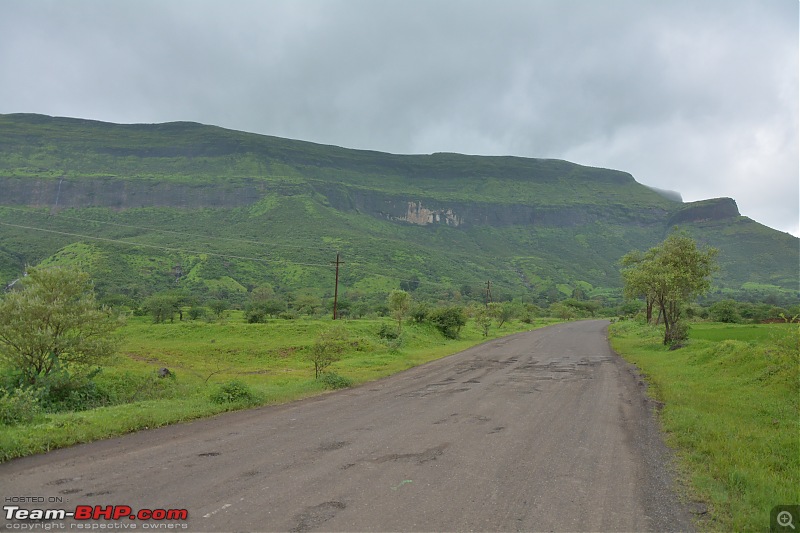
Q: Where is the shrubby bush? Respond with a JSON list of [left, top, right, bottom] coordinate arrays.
[[709, 300, 741, 323], [210, 380, 257, 404], [427, 306, 466, 339], [319, 372, 352, 390], [0, 387, 40, 425]]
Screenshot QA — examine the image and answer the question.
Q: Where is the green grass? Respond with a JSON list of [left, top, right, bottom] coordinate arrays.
[[609, 320, 799, 531], [0, 314, 553, 462]]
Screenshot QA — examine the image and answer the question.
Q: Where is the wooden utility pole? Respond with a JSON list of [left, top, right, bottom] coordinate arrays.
[[485, 280, 492, 307], [331, 253, 344, 320]]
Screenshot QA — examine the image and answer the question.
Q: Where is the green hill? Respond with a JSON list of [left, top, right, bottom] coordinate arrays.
[[0, 113, 796, 306]]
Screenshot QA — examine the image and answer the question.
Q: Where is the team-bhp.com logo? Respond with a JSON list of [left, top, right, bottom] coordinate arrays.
[[4, 505, 188, 526]]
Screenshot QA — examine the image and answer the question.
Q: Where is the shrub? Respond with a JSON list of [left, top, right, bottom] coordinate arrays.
[[0, 387, 40, 425], [709, 300, 741, 323], [210, 380, 256, 404], [188, 306, 207, 320], [319, 372, 352, 390], [33, 366, 109, 412], [377, 323, 399, 340], [410, 303, 429, 323], [306, 326, 349, 379], [428, 306, 466, 339], [665, 320, 690, 346]]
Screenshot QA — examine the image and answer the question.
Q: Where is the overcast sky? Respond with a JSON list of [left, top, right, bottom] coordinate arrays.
[[1, 0, 798, 236]]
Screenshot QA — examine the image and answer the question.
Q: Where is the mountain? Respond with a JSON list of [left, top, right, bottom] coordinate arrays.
[[0, 113, 796, 306]]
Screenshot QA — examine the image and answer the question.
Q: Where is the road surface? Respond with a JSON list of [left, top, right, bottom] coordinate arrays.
[[1, 320, 692, 531]]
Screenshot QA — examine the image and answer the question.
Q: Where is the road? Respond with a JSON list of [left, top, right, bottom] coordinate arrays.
[[1, 320, 692, 532]]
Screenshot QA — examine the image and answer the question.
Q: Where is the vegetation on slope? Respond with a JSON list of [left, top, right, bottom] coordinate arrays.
[[609, 320, 799, 531]]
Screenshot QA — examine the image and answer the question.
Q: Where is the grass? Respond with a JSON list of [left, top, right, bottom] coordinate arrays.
[[0, 314, 554, 462], [609, 320, 799, 531]]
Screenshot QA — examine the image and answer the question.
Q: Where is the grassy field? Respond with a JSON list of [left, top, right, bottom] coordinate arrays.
[[609, 320, 799, 531], [0, 313, 553, 462]]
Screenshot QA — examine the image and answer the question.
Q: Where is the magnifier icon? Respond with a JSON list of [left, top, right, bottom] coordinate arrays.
[[778, 511, 796, 530]]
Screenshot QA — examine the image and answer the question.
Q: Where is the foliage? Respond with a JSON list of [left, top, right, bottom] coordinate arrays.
[[306, 326, 350, 379], [387, 290, 411, 333], [609, 321, 799, 531], [0, 387, 40, 425], [474, 307, 492, 337], [209, 380, 257, 404], [709, 299, 742, 323], [427, 306, 467, 339], [208, 299, 228, 317], [0, 266, 123, 385], [319, 372, 352, 390], [410, 302, 430, 323], [377, 323, 399, 340], [142, 292, 180, 323], [621, 232, 717, 345], [488, 302, 517, 327]]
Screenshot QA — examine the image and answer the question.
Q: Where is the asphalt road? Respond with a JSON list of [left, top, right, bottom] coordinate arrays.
[[1, 320, 693, 532]]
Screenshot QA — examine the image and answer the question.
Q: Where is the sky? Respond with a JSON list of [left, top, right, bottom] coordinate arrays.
[[1, 0, 798, 236]]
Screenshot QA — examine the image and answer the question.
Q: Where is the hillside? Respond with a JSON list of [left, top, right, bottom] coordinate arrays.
[[0, 113, 797, 306]]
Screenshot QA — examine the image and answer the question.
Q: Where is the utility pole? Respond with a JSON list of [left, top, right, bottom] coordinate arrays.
[[331, 253, 344, 320], [485, 280, 492, 307]]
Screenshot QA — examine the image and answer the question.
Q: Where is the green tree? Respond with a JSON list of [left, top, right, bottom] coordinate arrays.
[[488, 302, 517, 328], [0, 267, 123, 385], [475, 306, 492, 337], [142, 292, 180, 323], [387, 290, 411, 333], [621, 232, 717, 345], [208, 299, 229, 318], [306, 326, 349, 379]]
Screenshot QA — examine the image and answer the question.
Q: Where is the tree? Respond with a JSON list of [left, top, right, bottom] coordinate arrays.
[[306, 326, 349, 379], [621, 232, 717, 345], [0, 266, 123, 385], [475, 306, 492, 337], [387, 290, 411, 333], [143, 292, 180, 323], [488, 302, 517, 328], [208, 299, 229, 318]]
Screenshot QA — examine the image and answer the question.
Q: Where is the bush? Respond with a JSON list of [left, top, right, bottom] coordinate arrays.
[[246, 308, 267, 323], [709, 300, 741, 323], [665, 320, 690, 346], [377, 323, 399, 340], [410, 303, 430, 323], [306, 326, 349, 379], [0, 387, 40, 425], [210, 380, 257, 404], [188, 306, 207, 320], [428, 306, 466, 339], [319, 372, 352, 390], [33, 367, 109, 412]]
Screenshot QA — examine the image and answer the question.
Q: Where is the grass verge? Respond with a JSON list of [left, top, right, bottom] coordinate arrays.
[[608, 320, 799, 531]]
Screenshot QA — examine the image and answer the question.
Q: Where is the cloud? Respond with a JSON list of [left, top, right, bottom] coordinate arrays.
[[0, 0, 797, 234]]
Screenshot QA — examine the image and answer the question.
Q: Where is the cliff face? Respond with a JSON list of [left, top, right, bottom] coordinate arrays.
[[0, 176, 671, 229], [667, 198, 740, 226]]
